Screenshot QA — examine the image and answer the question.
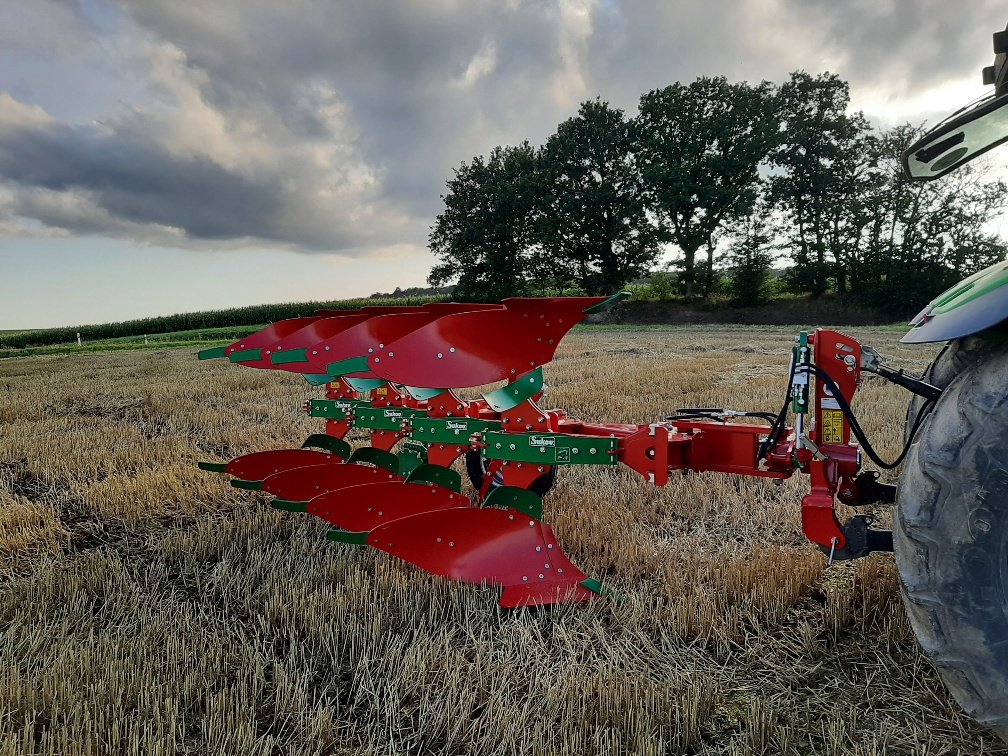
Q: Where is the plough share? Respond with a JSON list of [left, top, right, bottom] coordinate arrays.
[[198, 294, 938, 607]]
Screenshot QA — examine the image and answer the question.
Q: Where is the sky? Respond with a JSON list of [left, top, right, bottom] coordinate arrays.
[[1, 0, 1006, 329]]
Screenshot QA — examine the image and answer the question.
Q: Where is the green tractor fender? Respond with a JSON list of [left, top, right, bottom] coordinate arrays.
[[901, 260, 1008, 343]]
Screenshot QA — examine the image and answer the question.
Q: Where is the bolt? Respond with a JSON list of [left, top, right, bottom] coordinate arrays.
[[437, 353, 443, 359]]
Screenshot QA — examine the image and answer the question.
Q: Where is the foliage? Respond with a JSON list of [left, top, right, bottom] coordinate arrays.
[[636, 77, 780, 298], [538, 99, 661, 294], [427, 143, 541, 301], [727, 205, 776, 306], [425, 71, 1006, 318], [770, 72, 870, 296]]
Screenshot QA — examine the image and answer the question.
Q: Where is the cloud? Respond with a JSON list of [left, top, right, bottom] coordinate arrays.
[[1, 0, 1006, 254]]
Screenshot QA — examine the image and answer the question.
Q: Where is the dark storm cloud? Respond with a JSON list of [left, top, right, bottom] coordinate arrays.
[[1, 0, 1005, 252], [1, 121, 269, 238]]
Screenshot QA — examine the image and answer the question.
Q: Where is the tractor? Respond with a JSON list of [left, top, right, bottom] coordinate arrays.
[[198, 25, 1008, 741]]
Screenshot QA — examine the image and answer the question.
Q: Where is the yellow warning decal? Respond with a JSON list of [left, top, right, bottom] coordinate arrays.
[[375, 387, 388, 396], [821, 410, 844, 444]]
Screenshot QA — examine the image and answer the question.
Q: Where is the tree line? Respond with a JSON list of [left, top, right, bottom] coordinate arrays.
[[427, 72, 1008, 315]]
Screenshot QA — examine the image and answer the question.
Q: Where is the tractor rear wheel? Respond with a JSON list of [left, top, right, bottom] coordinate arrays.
[[903, 336, 991, 446], [894, 338, 1008, 741]]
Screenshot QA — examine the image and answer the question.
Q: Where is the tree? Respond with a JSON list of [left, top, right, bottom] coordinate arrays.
[[428, 143, 541, 301], [854, 124, 1008, 314], [636, 77, 780, 298], [728, 199, 776, 306], [538, 99, 659, 295], [770, 71, 871, 296]]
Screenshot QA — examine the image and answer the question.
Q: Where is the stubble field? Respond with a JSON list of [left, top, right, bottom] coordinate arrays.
[[1, 325, 1004, 755]]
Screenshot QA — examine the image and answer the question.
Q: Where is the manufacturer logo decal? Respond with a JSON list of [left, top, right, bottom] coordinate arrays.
[[529, 435, 555, 447], [383, 409, 403, 418], [446, 421, 467, 430]]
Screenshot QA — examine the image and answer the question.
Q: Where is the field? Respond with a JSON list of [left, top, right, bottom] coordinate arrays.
[[1, 325, 1004, 755]]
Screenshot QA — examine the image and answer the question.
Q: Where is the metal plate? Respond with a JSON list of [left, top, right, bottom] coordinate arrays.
[[367, 297, 608, 388], [299, 311, 444, 377], [260, 463, 400, 503], [482, 431, 619, 466], [367, 507, 594, 607], [222, 317, 320, 363], [306, 481, 470, 531], [224, 448, 344, 482], [260, 313, 370, 371]]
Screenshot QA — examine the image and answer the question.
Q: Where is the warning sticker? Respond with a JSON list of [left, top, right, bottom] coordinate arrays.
[[821, 410, 844, 444]]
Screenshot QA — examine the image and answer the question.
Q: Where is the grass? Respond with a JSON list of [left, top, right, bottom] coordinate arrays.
[[0, 326, 1003, 755]]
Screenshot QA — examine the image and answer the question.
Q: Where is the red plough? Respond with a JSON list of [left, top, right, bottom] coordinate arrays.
[[199, 293, 918, 606]]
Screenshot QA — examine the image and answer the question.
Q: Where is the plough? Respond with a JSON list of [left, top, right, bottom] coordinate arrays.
[[198, 294, 932, 607]]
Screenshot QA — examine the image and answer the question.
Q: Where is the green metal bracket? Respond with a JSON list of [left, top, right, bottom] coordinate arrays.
[[302, 373, 332, 386], [271, 499, 307, 512], [353, 406, 426, 432], [344, 376, 388, 393], [401, 385, 447, 401], [396, 441, 428, 477], [229, 349, 262, 363], [405, 464, 462, 493], [270, 348, 309, 365], [197, 346, 228, 360], [327, 528, 368, 545], [410, 416, 499, 445], [326, 356, 371, 377], [197, 461, 227, 473], [482, 368, 544, 412], [482, 431, 618, 466], [482, 486, 543, 520], [347, 447, 400, 474], [231, 478, 262, 490], [579, 578, 622, 604], [301, 434, 352, 458], [307, 398, 369, 420], [582, 291, 631, 314]]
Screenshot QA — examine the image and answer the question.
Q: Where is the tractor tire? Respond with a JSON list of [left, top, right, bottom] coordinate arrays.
[[464, 449, 557, 498], [894, 338, 1008, 741], [903, 336, 991, 447]]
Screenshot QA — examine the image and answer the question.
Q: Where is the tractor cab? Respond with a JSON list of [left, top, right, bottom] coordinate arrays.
[[900, 24, 1008, 342]]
